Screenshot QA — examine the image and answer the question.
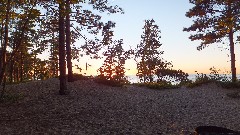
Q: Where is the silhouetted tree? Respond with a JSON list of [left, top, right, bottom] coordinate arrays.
[[135, 19, 164, 83], [58, 1, 67, 95], [98, 39, 133, 84], [0, 0, 124, 97], [65, 0, 73, 82], [184, 0, 240, 82], [0, 0, 40, 98], [0, 0, 11, 98]]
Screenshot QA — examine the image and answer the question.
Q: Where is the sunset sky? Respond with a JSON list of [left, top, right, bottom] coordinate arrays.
[[73, 0, 240, 75]]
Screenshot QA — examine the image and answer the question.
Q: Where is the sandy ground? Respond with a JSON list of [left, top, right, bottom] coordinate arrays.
[[0, 78, 240, 134]]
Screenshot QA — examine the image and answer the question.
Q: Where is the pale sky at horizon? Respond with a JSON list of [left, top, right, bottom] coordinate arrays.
[[73, 0, 240, 75]]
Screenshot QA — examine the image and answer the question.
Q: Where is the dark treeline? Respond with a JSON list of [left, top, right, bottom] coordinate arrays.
[[0, 0, 123, 96], [0, 0, 239, 97]]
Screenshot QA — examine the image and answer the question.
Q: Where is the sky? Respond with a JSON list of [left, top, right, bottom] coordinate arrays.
[[73, 0, 240, 75]]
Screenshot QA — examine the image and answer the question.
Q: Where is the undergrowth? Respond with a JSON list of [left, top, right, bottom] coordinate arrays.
[[0, 93, 24, 103], [217, 81, 240, 89], [135, 81, 179, 90], [186, 73, 213, 88], [72, 74, 93, 81], [94, 75, 130, 87], [186, 67, 240, 89]]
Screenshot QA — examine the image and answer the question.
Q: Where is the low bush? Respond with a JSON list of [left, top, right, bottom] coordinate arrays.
[[135, 81, 179, 90], [217, 81, 240, 89], [0, 93, 24, 103], [186, 67, 233, 88], [72, 74, 92, 81], [186, 72, 240, 89], [6, 79, 32, 85], [186, 73, 213, 88], [94, 75, 130, 87]]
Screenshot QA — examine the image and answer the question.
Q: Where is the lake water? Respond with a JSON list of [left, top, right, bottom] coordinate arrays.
[[126, 74, 240, 84]]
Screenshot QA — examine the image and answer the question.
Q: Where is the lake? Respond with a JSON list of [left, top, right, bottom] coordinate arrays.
[[126, 74, 240, 84]]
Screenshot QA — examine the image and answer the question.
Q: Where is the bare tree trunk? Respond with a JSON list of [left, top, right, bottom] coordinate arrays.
[[0, 0, 11, 98], [20, 52, 23, 82], [51, 32, 56, 77], [65, 0, 73, 82], [9, 59, 14, 83], [0, 0, 10, 82], [58, 2, 67, 95], [0, 16, 4, 47], [55, 38, 59, 77], [229, 28, 236, 82], [33, 54, 36, 80], [17, 67, 19, 82]]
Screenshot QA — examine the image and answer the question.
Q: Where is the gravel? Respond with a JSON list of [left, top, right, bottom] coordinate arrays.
[[0, 78, 240, 134]]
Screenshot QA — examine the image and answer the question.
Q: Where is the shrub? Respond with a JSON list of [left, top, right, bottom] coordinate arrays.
[[94, 75, 130, 87], [218, 81, 240, 89], [186, 67, 239, 89], [208, 67, 230, 82], [156, 68, 190, 85], [72, 74, 91, 81], [135, 81, 179, 90], [0, 93, 24, 103], [186, 73, 212, 88]]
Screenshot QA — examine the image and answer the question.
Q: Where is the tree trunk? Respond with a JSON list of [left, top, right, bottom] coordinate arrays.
[[9, 59, 14, 83], [0, 0, 10, 83], [0, 0, 11, 98], [55, 38, 59, 77], [58, 2, 67, 95], [17, 66, 19, 82], [51, 32, 56, 77], [229, 28, 236, 82], [0, 17, 4, 47], [65, 0, 74, 82], [20, 52, 23, 82]]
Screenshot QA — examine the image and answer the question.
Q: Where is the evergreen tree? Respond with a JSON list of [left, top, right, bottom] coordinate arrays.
[[65, 0, 73, 82], [0, 0, 40, 97], [98, 39, 132, 84], [0, 0, 124, 96], [0, 0, 11, 97], [135, 19, 164, 83], [184, 0, 240, 82], [58, 1, 67, 95]]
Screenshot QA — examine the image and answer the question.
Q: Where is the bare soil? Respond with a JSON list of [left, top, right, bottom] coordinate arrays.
[[0, 78, 240, 134]]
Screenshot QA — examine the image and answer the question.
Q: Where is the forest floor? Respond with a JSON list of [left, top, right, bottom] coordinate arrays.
[[0, 78, 240, 134]]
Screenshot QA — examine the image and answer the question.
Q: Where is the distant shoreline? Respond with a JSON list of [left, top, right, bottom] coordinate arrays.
[[126, 74, 240, 84]]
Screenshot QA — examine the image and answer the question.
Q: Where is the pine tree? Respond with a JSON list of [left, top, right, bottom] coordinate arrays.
[[98, 39, 132, 85], [0, 0, 40, 97], [65, 0, 74, 82], [0, 0, 11, 97], [58, 1, 67, 95], [184, 0, 240, 82], [135, 19, 164, 83]]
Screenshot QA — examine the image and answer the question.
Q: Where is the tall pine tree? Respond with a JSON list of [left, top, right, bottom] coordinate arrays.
[[58, 1, 67, 95], [135, 19, 164, 83], [184, 0, 240, 82]]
